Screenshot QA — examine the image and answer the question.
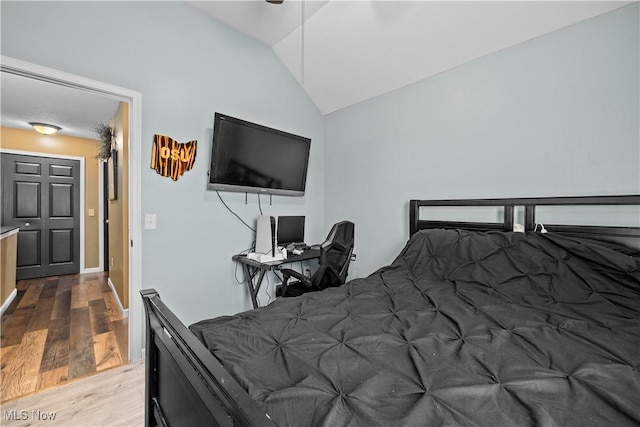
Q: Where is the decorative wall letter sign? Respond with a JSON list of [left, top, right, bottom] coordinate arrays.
[[151, 135, 197, 181]]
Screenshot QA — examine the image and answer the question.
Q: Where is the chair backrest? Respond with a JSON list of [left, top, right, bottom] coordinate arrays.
[[310, 221, 355, 291]]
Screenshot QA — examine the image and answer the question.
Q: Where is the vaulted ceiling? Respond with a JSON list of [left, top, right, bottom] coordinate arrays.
[[188, 0, 632, 114], [1, 1, 632, 140]]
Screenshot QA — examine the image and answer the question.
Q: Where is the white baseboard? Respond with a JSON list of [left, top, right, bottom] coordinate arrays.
[[1, 289, 17, 315], [107, 277, 128, 318], [83, 267, 102, 274]]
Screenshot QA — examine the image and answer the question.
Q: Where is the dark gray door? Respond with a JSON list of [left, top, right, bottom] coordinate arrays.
[[1, 153, 81, 280]]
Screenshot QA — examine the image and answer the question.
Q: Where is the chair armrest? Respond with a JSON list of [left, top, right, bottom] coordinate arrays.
[[279, 268, 307, 282], [280, 268, 313, 292]]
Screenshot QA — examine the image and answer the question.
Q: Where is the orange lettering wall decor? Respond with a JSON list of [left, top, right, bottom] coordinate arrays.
[[151, 135, 197, 181]]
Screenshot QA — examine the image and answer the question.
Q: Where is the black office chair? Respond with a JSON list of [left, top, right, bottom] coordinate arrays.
[[277, 221, 355, 298]]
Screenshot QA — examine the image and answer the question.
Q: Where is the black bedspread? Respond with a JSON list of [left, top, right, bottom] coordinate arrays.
[[191, 229, 640, 426]]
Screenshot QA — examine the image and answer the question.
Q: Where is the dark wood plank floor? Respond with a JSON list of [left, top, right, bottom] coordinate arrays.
[[0, 272, 128, 402]]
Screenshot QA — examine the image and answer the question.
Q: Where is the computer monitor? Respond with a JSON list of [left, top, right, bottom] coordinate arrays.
[[277, 216, 305, 247]]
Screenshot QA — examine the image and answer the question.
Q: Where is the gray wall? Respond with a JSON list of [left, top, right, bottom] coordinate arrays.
[[1, 2, 325, 324], [325, 3, 640, 277]]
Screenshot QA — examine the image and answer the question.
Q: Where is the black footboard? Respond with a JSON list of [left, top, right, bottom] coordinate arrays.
[[141, 289, 277, 427]]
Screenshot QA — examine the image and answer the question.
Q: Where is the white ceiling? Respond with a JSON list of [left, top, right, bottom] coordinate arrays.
[[188, 0, 632, 114], [1, 72, 120, 140], [0, 1, 631, 140]]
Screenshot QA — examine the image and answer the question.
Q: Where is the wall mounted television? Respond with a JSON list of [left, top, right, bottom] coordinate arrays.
[[208, 113, 311, 197]]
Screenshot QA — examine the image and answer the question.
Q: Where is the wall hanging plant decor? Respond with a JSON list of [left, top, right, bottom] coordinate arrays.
[[94, 123, 116, 160], [151, 134, 197, 181]]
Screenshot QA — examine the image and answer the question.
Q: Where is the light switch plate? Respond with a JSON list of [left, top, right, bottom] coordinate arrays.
[[88, 208, 95, 217], [144, 214, 157, 230]]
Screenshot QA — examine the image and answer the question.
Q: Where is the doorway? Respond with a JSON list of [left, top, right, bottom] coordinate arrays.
[[0, 146, 127, 400], [0, 56, 143, 364]]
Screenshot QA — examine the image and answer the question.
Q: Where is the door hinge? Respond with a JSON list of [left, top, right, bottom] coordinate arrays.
[[130, 240, 133, 247]]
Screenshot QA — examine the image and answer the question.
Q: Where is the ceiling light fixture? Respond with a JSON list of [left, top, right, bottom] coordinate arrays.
[[29, 122, 61, 135]]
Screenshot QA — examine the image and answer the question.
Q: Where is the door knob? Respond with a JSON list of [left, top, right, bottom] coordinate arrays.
[[24, 222, 30, 226]]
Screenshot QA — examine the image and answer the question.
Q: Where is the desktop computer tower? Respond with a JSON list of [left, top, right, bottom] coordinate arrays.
[[255, 215, 276, 256]]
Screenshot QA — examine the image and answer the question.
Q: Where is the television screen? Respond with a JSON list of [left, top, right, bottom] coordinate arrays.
[[208, 113, 311, 196]]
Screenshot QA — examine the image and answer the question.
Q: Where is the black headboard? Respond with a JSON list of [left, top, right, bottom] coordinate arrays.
[[410, 195, 640, 252]]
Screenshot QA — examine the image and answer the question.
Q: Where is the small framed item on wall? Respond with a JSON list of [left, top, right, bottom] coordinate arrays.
[[108, 149, 117, 201]]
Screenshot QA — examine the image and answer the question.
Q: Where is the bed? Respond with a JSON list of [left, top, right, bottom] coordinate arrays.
[[141, 195, 640, 427]]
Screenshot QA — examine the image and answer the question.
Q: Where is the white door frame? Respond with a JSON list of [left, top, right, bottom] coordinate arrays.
[[1, 55, 144, 362]]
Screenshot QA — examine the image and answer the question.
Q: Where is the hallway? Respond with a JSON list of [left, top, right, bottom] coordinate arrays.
[[1, 272, 128, 402]]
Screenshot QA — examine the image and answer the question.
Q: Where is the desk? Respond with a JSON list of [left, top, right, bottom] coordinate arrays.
[[233, 249, 320, 309]]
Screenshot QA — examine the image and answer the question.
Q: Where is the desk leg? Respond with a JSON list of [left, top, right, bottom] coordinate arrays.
[[242, 264, 267, 309]]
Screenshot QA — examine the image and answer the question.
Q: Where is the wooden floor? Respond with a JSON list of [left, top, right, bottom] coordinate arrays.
[[1, 272, 128, 403], [1, 360, 144, 426]]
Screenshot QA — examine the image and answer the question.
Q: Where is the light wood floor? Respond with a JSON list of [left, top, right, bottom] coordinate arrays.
[[1, 360, 144, 426], [1, 272, 128, 402]]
